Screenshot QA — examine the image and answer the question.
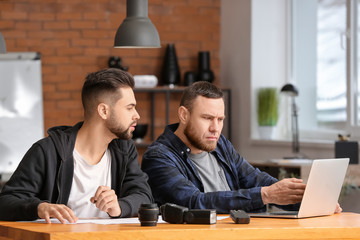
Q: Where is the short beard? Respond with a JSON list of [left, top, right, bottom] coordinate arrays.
[[112, 127, 132, 140], [106, 113, 134, 140], [184, 122, 217, 152]]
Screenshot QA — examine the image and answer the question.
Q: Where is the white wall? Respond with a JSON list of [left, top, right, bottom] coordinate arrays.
[[220, 0, 334, 162]]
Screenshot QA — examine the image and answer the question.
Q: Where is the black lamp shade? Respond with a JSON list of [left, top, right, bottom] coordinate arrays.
[[114, 0, 160, 48], [0, 32, 6, 53], [280, 83, 299, 97]]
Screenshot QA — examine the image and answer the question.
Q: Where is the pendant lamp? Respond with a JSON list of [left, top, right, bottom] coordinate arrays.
[[0, 32, 6, 53], [114, 0, 160, 48]]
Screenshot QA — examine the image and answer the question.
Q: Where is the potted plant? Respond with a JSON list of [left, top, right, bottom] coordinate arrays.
[[257, 87, 279, 139]]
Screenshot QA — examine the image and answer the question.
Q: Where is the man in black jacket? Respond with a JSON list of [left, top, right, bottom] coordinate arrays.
[[0, 68, 153, 223]]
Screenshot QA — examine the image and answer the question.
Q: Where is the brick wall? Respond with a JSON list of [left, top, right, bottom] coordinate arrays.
[[0, 0, 220, 136]]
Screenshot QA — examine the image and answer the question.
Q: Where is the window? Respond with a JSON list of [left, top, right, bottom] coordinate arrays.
[[291, 0, 360, 141]]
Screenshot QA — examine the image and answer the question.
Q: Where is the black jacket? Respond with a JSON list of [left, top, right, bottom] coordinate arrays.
[[0, 122, 153, 221]]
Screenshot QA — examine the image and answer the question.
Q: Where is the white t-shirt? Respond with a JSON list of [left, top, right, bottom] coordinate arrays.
[[67, 148, 112, 218]]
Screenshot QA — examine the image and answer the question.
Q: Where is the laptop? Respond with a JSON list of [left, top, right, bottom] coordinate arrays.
[[248, 158, 349, 219]]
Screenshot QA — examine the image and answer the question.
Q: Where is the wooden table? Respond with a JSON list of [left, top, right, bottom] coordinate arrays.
[[0, 213, 359, 240]]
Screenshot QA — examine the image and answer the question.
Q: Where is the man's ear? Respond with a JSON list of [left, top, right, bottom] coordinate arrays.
[[178, 106, 189, 124], [97, 103, 109, 120]]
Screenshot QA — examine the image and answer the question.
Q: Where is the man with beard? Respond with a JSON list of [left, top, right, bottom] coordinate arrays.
[[142, 81, 331, 214], [0, 68, 153, 223]]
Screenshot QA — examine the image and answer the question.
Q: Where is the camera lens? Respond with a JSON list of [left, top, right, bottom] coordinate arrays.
[[138, 203, 159, 226]]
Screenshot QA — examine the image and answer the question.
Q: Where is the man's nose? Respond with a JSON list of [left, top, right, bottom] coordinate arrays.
[[134, 109, 140, 120], [209, 119, 220, 132]]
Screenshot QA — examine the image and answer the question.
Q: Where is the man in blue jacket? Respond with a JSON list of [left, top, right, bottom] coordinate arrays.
[[141, 81, 308, 213], [0, 68, 153, 223]]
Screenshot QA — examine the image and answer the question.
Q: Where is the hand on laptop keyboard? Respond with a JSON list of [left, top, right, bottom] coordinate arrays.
[[261, 178, 306, 205]]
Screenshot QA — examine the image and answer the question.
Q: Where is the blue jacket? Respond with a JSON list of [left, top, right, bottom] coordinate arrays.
[[141, 123, 279, 213]]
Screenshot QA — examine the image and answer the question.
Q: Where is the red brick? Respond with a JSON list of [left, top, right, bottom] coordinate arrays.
[[71, 38, 97, 47], [55, 31, 81, 39], [188, 0, 218, 7], [54, 66, 83, 76], [3, 30, 26, 38], [108, 13, 125, 28], [43, 100, 56, 109], [69, 110, 84, 119], [70, 91, 82, 100], [14, 22, 42, 31], [0, 20, 15, 29], [70, 21, 96, 29], [199, 7, 219, 16], [0, 3, 14, 11], [200, 24, 219, 33], [96, 21, 114, 30], [44, 91, 71, 100], [56, 47, 84, 56], [44, 21, 70, 30], [14, 2, 43, 12], [28, 31, 55, 39], [1, 11, 27, 20], [16, 38, 44, 48], [82, 30, 112, 39], [29, 12, 55, 21], [200, 41, 220, 51], [84, 12, 110, 20], [57, 82, 83, 91], [37, 47, 56, 56], [71, 56, 98, 65], [111, 49, 138, 58], [171, 22, 201, 33], [107, 2, 125, 13], [56, 100, 82, 109], [41, 66, 56, 75], [56, 12, 82, 21], [186, 32, 213, 41], [82, 66, 98, 75], [160, 32, 187, 41], [43, 56, 71, 64], [97, 39, 114, 48], [173, 6, 199, 15], [44, 74, 69, 83], [42, 84, 56, 92], [43, 39, 70, 48], [83, 47, 111, 56], [44, 109, 71, 119]]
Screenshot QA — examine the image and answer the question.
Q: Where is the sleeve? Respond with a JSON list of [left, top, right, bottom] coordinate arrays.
[[116, 141, 154, 218], [0, 143, 47, 221], [225, 137, 299, 212], [141, 140, 278, 213]]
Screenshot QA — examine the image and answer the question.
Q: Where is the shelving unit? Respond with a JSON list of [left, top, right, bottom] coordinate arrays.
[[134, 86, 231, 147]]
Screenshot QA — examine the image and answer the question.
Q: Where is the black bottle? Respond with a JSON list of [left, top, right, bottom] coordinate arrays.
[[197, 51, 214, 83]]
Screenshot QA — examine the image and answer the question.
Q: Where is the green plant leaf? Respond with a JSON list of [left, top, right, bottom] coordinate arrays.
[[257, 87, 279, 126]]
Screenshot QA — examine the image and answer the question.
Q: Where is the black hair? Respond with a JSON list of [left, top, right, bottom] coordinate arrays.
[[81, 68, 135, 118]]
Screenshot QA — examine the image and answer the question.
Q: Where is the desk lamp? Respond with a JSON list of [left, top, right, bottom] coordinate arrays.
[[281, 83, 302, 158], [0, 32, 6, 53], [114, 0, 160, 48]]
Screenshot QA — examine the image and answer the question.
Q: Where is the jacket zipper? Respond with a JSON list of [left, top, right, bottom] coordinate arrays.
[[55, 160, 63, 204]]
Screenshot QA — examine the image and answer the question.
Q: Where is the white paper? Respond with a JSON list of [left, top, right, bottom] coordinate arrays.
[[27, 215, 229, 225]]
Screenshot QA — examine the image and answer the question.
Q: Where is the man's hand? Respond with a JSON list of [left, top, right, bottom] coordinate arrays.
[[261, 178, 306, 205], [38, 202, 78, 224], [335, 203, 342, 214], [90, 186, 121, 217]]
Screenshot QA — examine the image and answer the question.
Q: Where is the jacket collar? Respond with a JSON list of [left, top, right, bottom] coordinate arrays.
[[163, 123, 231, 168]]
